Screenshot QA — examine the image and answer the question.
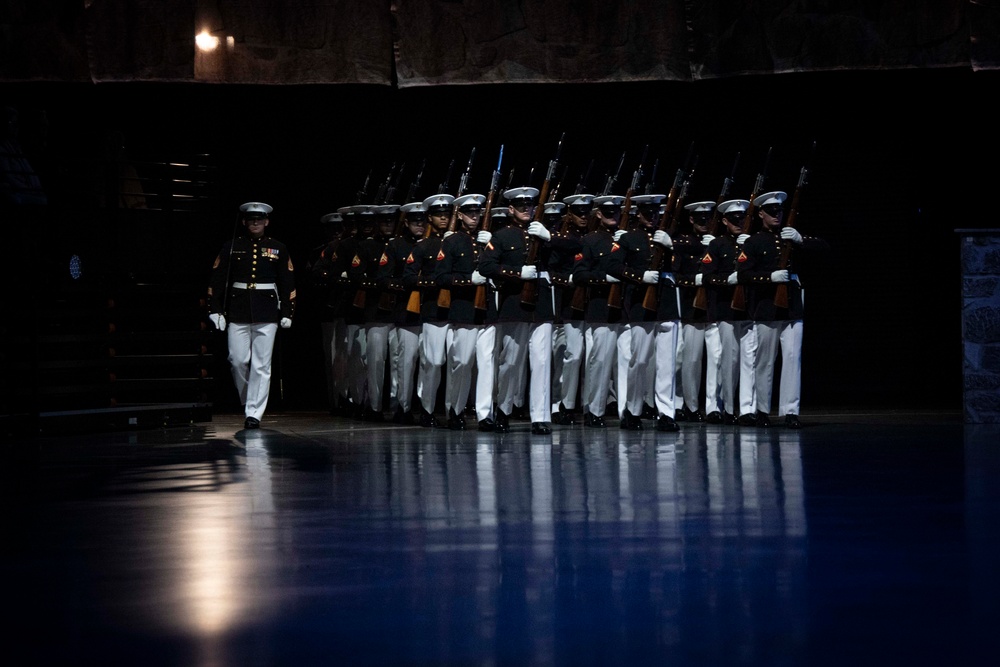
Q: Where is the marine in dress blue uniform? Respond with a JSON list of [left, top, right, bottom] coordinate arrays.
[[208, 202, 295, 429]]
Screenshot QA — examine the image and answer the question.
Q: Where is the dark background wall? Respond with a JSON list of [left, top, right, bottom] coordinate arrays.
[[3, 66, 994, 414]]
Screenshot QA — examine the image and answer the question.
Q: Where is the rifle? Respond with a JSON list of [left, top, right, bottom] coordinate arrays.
[[548, 164, 570, 203], [559, 159, 595, 236], [641, 142, 696, 313], [374, 162, 397, 205], [730, 146, 773, 312], [393, 159, 426, 238], [384, 162, 405, 205], [693, 152, 740, 311], [520, 132, 566, 307], [438, 147, 477, 308], [355, 169, 372, 205], [773, 141, 816, 309], [644, 158, 660, 196], [607, 145, 649, 310], [474, 145, 505, 312]]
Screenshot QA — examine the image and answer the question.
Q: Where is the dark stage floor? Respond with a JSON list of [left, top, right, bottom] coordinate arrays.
[[3, 409, 998, 666]]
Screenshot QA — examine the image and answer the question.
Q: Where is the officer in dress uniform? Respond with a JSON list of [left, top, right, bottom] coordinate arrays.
[[572, 194, 625, 428], [354, 204, 399, 421], [208, 202, 295, 429], [737, 190, 828, 428], [548, 194, 592, 425], [342, 205, 376, 418], [471, 206, 507, 431], [403, 193, 454, 427], [434, 193, 487, 429], [612, 193, 665, 430], [307, 211, 344, 413], [478, 186, 555, 435], [700, 198, 753, 425], [647, 201, 682, 432], [377, 201, 427, 424], [673, 199, 715, 422]]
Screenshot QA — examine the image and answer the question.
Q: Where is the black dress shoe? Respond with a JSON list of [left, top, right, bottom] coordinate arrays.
[[531, 422, 552, 435], [420, 411, 439, 428], [755, 410, 771, 428], [494, 410, 510, 433], [478, 418, 495, 432], [619, 410, 642, 430], [723, 412, 737, 425], [785, 414, 802, 429], [705, 411, 723, 424], [737, 413, 757, 426], [364, 407, 385, 422], [392, 408, 414, 425], [674, 406, 690, 422], [447, 409, 466, 431], [244, 417, 260, 429], [583, 412, 606, 428], [641, 404, 658, 419], [656, 414, 679, 432], [689, 409, 705, 423], [552, 410, 576, 425]]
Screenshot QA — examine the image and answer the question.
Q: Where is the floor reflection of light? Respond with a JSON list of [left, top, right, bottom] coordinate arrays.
[[185, 513, 239, 634]]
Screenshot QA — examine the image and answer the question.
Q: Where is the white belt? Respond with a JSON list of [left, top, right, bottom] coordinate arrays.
[[233, 282, 276, 290]]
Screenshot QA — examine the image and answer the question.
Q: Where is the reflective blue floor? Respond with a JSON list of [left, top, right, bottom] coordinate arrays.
[[3, 411, 997, 666]]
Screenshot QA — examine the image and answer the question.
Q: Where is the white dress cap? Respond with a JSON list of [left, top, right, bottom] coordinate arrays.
[[240, 201, 273, 216], [632, 194, 665, 206], [563, 193, 595, 207], [503, 186, 540, 201], [454, 193, 487, 209], [594, 195, 625, 207], [717, 199, 751, 215], [320, 212, 343, 224], [683, 200, 716, 213], [754, 191, 787, 207], [400, 201, 427, 214], [543, 201, 566, 215], [422, 193, 456, 212]]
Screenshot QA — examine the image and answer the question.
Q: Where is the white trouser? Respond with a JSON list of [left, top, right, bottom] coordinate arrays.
[[320, 321, 337, 410], [389, 325, 420, 413], [445, 324, 478, 415], [613, 323, 631, 417], [331, 318, 349, 403], [704, 322, 723, 415], [365, 323, 392, 412], [417, 322, 449, 415], [495, 321, 553, 422], [737, 320, 757, 416], [678, 322, 706, 413], [582, 323, 618, 417], [345, 323, 367, 407], [716, 320, 740, 415], [654, 320, 679, 418], [552, 321, 584, 411], [626, 322, 655, 417], [754, 319, 804, 417], [227, 322, 278, 421], [475, 324, 496, 421]]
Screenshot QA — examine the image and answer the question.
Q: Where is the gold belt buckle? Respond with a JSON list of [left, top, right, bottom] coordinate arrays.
[[248, 282, 256, 289]]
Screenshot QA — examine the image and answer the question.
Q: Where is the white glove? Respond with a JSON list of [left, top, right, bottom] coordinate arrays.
[[727, 271, 738, 285], [208, 313, 226, 331], [340, 271, 348, 279], [280, 317, 292, 329], [701, 234, 716, 246], [520, 265, 538, 280], [476, 230, 492, 245], [652, 230, 672, 248], [567, 274, 574, 286], [527, 221, 552, 242], [694, 273, 703, 286], [444, 231, 455, 239], [605, 274, 620, 283], [642, 270, 659, 284], [737, 234, 750, 245], [613, 229, 627, 242], [771, 269, 789, 283], [780, 227, 803, 244], [471, 270, 487, 285]]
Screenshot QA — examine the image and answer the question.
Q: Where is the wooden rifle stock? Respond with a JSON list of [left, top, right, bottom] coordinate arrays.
[[436, 204, 461, 309], [520, 133, 565, 307], [606, 192, 634, 311], [730, 147, 773, 312], [771, 188, 801, 309], [641, 157, 693, 313], [693, 154, 739, 311], [473, 188, 499, 312]]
